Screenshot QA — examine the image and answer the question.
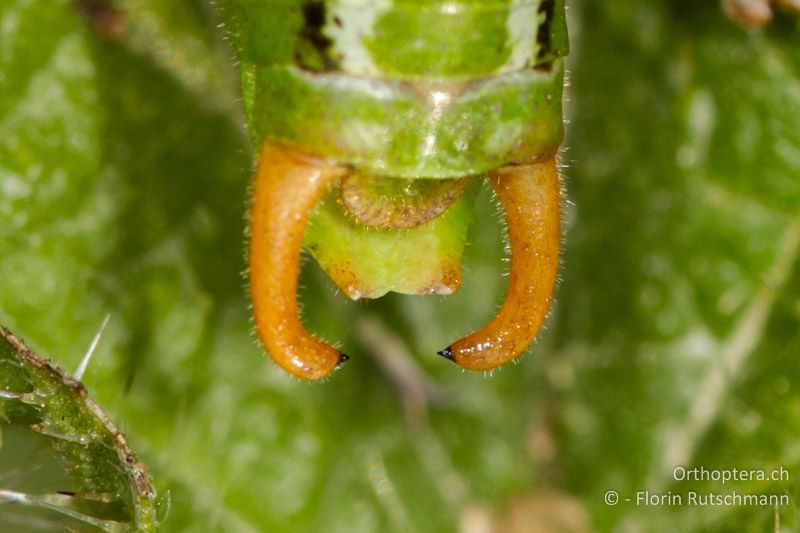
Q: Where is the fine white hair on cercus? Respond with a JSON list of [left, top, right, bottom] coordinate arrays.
[[221, 0, 570, 379]]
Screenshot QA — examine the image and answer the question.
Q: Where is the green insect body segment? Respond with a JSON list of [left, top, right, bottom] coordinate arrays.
[[223, 0, 567, 178], [220, 0, 569, 378]]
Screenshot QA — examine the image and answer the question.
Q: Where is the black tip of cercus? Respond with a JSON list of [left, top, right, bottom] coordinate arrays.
[[437, 346, 455, 362], [336, 352, 350, 367]]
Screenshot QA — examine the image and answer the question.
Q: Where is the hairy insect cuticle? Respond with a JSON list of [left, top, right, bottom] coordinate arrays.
[[220, 0, 569, 378]]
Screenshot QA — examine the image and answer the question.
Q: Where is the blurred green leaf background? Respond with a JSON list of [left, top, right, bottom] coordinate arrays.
[[1, 0, 800, 531]]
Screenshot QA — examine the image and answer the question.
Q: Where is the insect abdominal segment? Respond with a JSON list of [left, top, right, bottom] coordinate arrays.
[[339, 172, 471, 231], [249, 146, 561, 378], [223, 0, 569, 379]]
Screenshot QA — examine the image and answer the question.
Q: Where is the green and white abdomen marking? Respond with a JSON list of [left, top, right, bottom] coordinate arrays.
[[221, 0, 570, 378], [220, 0, 568, 178], [324, 0, 562, 79]]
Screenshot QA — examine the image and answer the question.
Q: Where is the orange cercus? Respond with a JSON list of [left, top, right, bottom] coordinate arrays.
[[217, 0, 570, 379], [249, 144, 561, 379]]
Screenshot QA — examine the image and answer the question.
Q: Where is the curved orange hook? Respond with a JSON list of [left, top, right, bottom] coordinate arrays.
[[439, 153, 561, 370], [250, 142, 560, 377], [249, 141, 348, 379]]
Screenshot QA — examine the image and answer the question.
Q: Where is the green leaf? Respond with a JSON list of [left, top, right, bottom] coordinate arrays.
[[0, 327, 158, 531], [107, 0, 241, 114], [556, 1, 800, 529], [2, 0, 800, 531]]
